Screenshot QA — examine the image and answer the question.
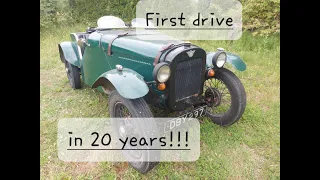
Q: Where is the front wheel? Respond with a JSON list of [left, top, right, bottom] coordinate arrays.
[[64, 61, 81, 89], [108, 91, 159, 174], [204, 68, 246, 126]]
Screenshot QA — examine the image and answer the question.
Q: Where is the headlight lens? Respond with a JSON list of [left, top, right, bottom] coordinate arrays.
[[216, 53, 226, 68], [157, 65, 171, 82], [212, 51, 227, 68]]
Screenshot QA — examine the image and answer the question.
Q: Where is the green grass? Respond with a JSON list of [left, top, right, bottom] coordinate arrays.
[[40, 25, 280, 179]]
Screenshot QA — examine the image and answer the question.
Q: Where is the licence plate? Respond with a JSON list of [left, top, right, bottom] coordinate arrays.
[[163, 106, 206, 133]]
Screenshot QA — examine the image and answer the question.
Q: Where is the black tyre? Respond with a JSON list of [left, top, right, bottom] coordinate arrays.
[[64, 61, 81, 89], [108, 91, 159, 174], [204, 68, 246, 126]]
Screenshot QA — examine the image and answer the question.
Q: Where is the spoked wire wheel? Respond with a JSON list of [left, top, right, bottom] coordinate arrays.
[[108, 91, 159, 173], [114, 102, 143, 160], [204, 78, 232, 116], [203, 68, 246, 126]]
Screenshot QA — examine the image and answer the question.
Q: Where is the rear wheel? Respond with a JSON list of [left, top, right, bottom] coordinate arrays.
[[64, 61, 81, 89], [108, 91, 159, 174], [204, 68, 246, 126]]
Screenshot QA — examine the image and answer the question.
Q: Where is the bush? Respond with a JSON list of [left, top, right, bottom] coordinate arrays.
[[40, 0, 140, 30], [40, 0, 72, 29], [242, 0, 280, 36], [40, 0, 280, 36]]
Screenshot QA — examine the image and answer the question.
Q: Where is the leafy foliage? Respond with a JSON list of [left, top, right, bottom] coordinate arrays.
[[40, 0, 140, 29], [40, 0, 71, 28], [40, 0, 280, 35], [242, 0, 280, 36]]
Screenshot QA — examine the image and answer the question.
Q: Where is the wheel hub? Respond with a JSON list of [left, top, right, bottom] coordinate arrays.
[[205, 88, 222, 107]]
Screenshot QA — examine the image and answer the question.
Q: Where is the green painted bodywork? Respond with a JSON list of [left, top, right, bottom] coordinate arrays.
[[58, 41, 81, 67], [206, 52, 246, 71], [84, 30, 181, 83], [59, 29, 246, 99], [80, 30, 182, 98], [92, 68, 149, 99]]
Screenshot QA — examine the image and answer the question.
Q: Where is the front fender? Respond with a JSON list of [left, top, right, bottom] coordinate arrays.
[[58, 42, 81, 67], [206, 52, 246, 71], [92, 68, 149, 99]]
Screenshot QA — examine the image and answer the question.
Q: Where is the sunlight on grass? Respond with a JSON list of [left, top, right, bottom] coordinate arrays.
[[40, 25, 279, 179]]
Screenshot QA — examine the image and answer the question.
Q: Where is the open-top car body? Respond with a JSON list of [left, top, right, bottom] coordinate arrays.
[[58, 16, 247, 173]]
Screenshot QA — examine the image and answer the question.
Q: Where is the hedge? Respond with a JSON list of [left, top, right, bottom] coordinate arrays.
[[40, 0, 279, 36]]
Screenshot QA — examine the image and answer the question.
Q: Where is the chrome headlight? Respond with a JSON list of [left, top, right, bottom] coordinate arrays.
[[212, 50, 227, 68], [153, 62, 171, 82]]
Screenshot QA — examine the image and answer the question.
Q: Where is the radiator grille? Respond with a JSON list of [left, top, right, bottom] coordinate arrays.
[[174, 58, 203, 101]]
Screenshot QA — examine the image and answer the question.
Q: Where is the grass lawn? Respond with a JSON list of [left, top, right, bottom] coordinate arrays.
[[40, 24, 280, 179]]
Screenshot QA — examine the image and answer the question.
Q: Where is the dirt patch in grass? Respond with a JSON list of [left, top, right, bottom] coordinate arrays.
[[113, 162, 129, 179], [41, 162, 102, 179], [68, 162, 100, 176]]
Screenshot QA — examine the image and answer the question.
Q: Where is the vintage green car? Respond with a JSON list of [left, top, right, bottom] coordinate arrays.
[[58, 16, 246, 173]]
